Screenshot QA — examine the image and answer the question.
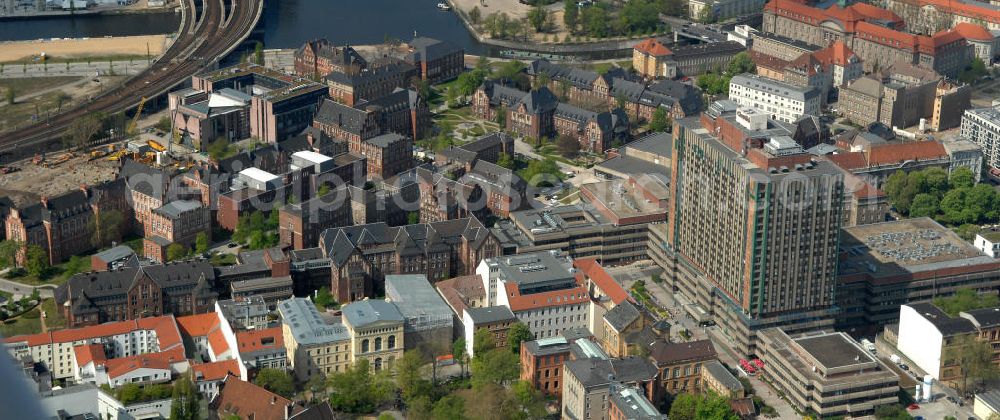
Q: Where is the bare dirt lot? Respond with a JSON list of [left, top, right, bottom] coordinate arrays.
[[0, 35, 166, 63], [0, 152, 120, 206]]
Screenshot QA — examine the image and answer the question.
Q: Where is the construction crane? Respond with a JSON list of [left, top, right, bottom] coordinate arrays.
[[126, 96, 148, 137]]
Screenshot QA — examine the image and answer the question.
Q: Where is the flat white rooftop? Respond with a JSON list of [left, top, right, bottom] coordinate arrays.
[[239, 167, 280, 183]]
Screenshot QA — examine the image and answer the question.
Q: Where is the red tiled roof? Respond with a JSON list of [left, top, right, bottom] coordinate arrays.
[[866, 141, 947, 166], [192, 359, 240, 382], [856, 21, 919, 50], [104, 352, 173, 379], [847, 2, 903, 23], [853, 181, 885, 199], [503, 281, 591, 312], [6, 315, 182, 351], [236, 327, 283, 354], [951, 22, 995, 41], [574, 258, 631, 305], [73, 344, 106, 367], [827, 151, 868, 170], [634, 38, 673, 57], [213, 375, 299, 419], [176, 312, 221, 338], [912, 0, 1000, 25], [208, 327, 230, 358], [788, 52, 824, 76], [813, 40, 857, 66]]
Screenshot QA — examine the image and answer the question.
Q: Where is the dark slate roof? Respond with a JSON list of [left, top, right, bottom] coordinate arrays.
[[564, 357, 658, 388], [56, 261, 217, 314], [407, 36, 463, 62], [518, 87, 558, 114], [908, 302, 978, 336], [464, 306, 516, 324], [367, 132, 408, 148], [963, 307, 1000, 329], [324, 61, 415, 86], [460, 132, 513, 154], [480, 81, 526, 108], [648, 339, 717, 365], [153, 200, 202, 219], [604, 300, 641, 331], [649, 79, 704, 115], [319, 217, 492, 267], [314, 98, 368, 135]]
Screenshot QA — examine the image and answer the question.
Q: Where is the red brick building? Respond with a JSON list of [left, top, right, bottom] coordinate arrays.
[[142, 200, 211, 263], [294, 38, 367, 79], [324, 61, 415, 107], [405, 37, 465, 84], [5, 179, 131, 265], [318, 217, 500, 302], [55, 261, 218, 327]]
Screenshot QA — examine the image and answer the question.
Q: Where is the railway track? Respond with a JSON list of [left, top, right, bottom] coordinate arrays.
[[0, 0, 262, 160]]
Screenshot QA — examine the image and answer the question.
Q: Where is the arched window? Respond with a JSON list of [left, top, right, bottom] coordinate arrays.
[[375, 337, 383, 351], [387, 335, 396, 349], [361, 339, 369, 353], [374, 357, 383, 371]]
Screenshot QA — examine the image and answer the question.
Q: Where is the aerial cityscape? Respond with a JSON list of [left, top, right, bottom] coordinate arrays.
[[1, 0, 1000, 418]]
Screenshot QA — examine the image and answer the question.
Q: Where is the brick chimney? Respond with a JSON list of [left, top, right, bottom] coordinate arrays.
[[306, 131, 314, 147]]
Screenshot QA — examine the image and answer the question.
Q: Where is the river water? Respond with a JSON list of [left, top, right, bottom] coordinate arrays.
[[0, 0, 486, 52]]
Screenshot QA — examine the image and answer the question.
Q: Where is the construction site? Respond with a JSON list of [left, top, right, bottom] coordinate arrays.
[[0, 97, 195, 205]]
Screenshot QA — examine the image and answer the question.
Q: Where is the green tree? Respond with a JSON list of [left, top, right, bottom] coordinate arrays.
[[668, 393, 699, 420], [960, 58, 988, 84], [497, 60, 526, 85], [318, 183, 331, 197], [951, 333, 1000, 395], [5, 86, 14, 105], [696, 393, 739, 420], [469, 6, 482, 24], [934, 288, 1000, 316], [118, 383, 143, 405], [406, 396, 434, 420], [169, 372, 199, 420], [909, 193, 939, 218], [581, 6, 609, 37], [254, 368, 295, 398], [939, 187, 972, 225], [328, 359, 396, 413], [395, 349, 431, 402], [166, 243, 189, 262], [727, 51, 754, 76], [649, 107, 670, 132], [563, 0, 578, 32], [696, 5, 716, 23], [661, 0, 687, 17], [0, 240, 23, 268], [408, 212, 421, 225], [874, 404, 913, 420], [951, 166, 975, 189], [432, 395, 466, 420], [254, 41, 265, 65], [528, 6, 548, 32], [507, 322, 534, 353], [473, 327, 496, 356], [453, 337, 468, 377], [194, 232, 209, 255], [470, 348, 519, 388], [511, 380, 547, 419], [25, 244, 49, 278], [314, 286, 337, 310], [497, 152, 514, 169], [64, 112, 106, 150]]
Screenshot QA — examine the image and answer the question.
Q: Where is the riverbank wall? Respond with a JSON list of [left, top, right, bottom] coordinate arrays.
[[443, 0, 670, 58]]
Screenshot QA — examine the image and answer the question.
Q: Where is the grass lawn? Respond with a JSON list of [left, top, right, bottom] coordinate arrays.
[[0, 77, 80, 97], [209, 253, 237, 266], [0, 89, 79, 132], [0, 304, 41, 337], [5, 252, 93, 287], [41, 298, 66, 330]]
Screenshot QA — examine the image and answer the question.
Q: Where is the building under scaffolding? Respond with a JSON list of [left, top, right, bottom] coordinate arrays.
[[385, 274, 455, 355]]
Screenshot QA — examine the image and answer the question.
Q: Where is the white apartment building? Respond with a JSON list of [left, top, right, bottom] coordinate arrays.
[[961, 105, 1000, 170], [476, 251, 591, 339], [4, 315, 184, 382], [729, 73, 821, 123], [975, 231, 1000, 258], [689, 0, 765, 22]]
